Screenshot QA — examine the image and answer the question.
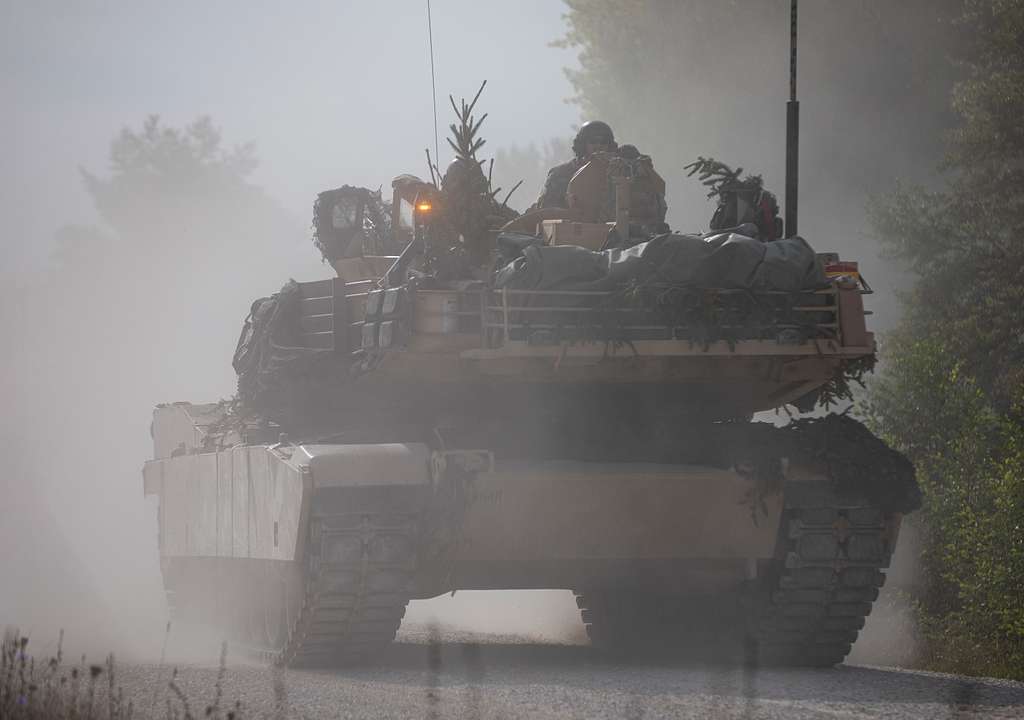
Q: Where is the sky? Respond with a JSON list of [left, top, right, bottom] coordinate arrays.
[[2, 0, 580, 275]]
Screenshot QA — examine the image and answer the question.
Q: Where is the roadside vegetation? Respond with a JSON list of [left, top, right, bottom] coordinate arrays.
[[562, 0, 1024, 680], [863, 0, 1024, 680], [1, 630, 243, 720]]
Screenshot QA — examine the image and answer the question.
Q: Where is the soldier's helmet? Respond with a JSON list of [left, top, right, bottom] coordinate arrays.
[[573, 121, 617, 157]]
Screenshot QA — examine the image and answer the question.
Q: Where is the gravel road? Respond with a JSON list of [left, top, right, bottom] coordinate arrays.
[[110, 627, 1024, 719]]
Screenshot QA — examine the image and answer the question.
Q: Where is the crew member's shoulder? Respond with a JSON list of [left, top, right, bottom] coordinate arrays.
[[546, 158, 581, 179], [536, 157, 583, 209]]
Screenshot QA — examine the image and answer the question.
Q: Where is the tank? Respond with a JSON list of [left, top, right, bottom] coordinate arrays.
[[143, 87, 920, 668]]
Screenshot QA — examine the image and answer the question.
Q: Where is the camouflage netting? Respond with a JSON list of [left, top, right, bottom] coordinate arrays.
[[495, 400, 920, 514], [232, 280, 350, 420], [717, 414, 922, 514], [312, 186, 393, 263], [227, 284, 912, 512], [437, 380, 919, 514]]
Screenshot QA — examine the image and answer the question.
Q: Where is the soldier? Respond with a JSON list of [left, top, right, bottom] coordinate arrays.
[[536, 121, 619, 209]]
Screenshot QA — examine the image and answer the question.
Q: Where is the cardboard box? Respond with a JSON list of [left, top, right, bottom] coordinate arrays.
[[541, 220, 615, 251]]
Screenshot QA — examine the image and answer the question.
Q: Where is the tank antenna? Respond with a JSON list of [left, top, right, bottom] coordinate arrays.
[[427, 0, 440, 168], [784, 0, 799, 238]]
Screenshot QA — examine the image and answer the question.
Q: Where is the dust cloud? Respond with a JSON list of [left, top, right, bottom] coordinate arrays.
[[0, 0, 579, 662], [848, 519, 923, 667], [0, 177, 327, 661], [2, 1, 952, 667]]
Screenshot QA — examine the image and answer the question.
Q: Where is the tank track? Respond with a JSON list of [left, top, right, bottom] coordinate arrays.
[[251, 512, 418, 667], [746, 481, 896, 666], [575, 481, 898, 667]]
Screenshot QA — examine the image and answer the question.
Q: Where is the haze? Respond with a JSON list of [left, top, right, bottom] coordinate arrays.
[[3, 0, 578, 275], [1, 0, 940, 662], [1, 0, 582, 659]]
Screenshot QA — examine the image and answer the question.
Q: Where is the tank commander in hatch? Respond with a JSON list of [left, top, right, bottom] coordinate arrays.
[[533, 121, 668, 237], [536, 120, 621, 209]]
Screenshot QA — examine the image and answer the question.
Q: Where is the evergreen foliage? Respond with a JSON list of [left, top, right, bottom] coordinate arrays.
[[80, 116, 261, 245], [865, 0, 1024, 679]]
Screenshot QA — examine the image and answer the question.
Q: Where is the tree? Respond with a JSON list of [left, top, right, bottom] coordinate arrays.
[[557, 1, 964, 323], [865, 0, 1024, 679], [57, 116, 322, 391], [2, 116, 327, 649], [80, 116, 258, 246], [65, 114, 321, 283]]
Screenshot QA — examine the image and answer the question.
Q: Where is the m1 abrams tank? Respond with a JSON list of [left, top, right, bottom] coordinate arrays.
[[143, 84, 920, 667]]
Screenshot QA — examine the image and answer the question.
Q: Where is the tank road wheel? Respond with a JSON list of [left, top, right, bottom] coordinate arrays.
[[250, 513, 419, 667], [574, 484, 900, 668], [743, 485, 899, 668]]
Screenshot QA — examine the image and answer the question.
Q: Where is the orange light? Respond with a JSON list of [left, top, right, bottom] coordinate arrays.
[[416, 201, 433, 213]]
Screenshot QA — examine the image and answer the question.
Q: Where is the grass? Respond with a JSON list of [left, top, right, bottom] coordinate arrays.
[[1, 628, 243, 720]]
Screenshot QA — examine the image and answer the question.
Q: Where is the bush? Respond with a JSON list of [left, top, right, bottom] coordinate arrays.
[[863, 0, 1024, 679], [865, 338, 1024, 678]]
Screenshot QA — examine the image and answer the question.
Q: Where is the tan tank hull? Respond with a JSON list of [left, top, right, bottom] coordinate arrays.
[[286, 272, 873, 419], [146, 400, 909, 667], [147, 229, 908, 668], [144, 419, 783, 598]]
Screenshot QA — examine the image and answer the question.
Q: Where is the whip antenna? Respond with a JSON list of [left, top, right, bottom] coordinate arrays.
[[427, 0, 440, 169], [784, 0, 799, 238]]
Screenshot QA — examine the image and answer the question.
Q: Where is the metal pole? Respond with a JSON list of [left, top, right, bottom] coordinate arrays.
[[427, 0, 440, 167], [785, 0, 800, 238]]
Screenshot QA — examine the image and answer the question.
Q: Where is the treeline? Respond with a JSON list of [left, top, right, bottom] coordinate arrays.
[[864, 0, 1024, 678], [561, 0, 1024, 678], [0, 115, 325, 647]]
